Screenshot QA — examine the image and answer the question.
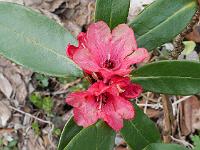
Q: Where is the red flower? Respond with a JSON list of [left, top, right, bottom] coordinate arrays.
[[66, 80, 138, 131], [67, 21, 149, 80], [66, 21, 147, 131], [110, 76, 142, 99]]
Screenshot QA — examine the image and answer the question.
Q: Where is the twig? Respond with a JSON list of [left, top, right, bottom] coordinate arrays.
[[9, 105, 53, 125], [172, 96, 192, 107], [171, 8, 200, 59], [141, 93, 158, 102], [170, 136, 194, 149], [144, 92, 151, 114], [162, 94, 174, 143], [137, 103, 162, 109], [52, 78, 82, 95], [9, 105, 56, 148]]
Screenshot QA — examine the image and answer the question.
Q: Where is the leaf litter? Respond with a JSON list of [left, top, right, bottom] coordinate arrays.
[[0, 0, 200, 150]]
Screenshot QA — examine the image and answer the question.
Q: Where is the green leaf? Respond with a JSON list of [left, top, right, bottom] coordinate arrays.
[[58, 117, 82, 150], [32, 122, 41, 135], [95, 0, 130, 29], [191, 135, 200, 150], [120, 104, 161, 150], [132, 60, 200, 95], [143, 143, 188, 150], [0, 2, 82, 77], [42, 97, 54, 113], [29, 93, 53, 114], [7, 140, 18, 148], [182, 41, 196, 55], [130, 0, 197, 51], [29, 93, 43, 109], [64, 121, 116, 150]]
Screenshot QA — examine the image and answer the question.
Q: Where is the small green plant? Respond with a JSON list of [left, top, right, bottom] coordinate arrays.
[[32, 122, 41, 136], [35, 74, 49, 88], [191, 134, 200, 150], [7, 140, 18, 149], [53, 128, 62, 137], [0, 138, 3, 147], [29, 93, 53, 114]]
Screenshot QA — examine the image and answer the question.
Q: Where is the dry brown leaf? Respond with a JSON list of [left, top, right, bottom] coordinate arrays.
[[0, 100, 11, 127], [24, 0, 67, 12], [0, 73, 13, 99], [180, 96, 200, 136], [0, 0, 23, 4], [185, 24, 200, 43], [0, 128, 14, 134], [27, 130, 46, 150], [146, 108, 161, 119], [0, 56, 32, 105], [24, 0, 43, 7], [128, 0, 155, 21]]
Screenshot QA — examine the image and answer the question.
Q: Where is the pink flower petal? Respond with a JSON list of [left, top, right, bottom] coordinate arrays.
[[99, 68, 116, 82], [121, 83, 142, 99], [86, 21, 112, 65], [73, 48, 100, 72], [77, 32, 87, 48], [66, 45, 79, 59], [66, 89, 100, 128], [66, 91, 99, 127], [99, 68, 131, 82], [73, 106, 98, 128], [113, 96, 135, 120], [98, 93, 124, 131], [122, 48, 149, 68], [66, 32, 87, 59], [110, 76, 142, 99], [102, 112, 123, 131], [110, 76, 130, 86], [87, 81, 109, 96], [66, 92, 88, 107], [110, 24, 138, 61]]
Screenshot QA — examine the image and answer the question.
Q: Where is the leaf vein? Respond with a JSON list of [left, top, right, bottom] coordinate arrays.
[[136, 1, 195, 41]]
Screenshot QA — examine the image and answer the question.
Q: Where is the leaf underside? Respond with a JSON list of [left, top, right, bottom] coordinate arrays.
[[0, 2, 82, 77]]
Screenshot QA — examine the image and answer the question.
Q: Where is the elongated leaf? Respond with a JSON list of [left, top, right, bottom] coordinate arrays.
[[95, 0, 130, 29], [143, 143, 188, 150], [57, 117, 82, 150], [132, 61, 200, 95], [130, 0, 197, 51], [64, 121, 116, 150], [120, 104, 161, 150], [0, 2, 82, 77]]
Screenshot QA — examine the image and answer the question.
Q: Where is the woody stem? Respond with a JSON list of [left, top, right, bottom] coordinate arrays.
[[161, 94, 174, 143]]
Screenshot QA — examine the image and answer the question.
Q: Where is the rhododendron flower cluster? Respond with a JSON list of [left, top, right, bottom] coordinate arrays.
[[66, 21, 149, 131]]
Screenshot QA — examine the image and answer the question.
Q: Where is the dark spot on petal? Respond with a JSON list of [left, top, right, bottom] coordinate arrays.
[[103, 60, 115, 69]]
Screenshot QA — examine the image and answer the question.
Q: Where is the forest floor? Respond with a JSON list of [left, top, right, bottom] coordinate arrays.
[[0, 0, 200, 150]]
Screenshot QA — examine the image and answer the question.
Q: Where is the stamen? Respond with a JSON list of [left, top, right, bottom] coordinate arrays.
[[98, 99, 103, 110], [108, 53, 111, 60], [92, 72, 99, 81], [96, 93, 108, 110], [116, 84, 125, 93], [81, 43, 86, 48]]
